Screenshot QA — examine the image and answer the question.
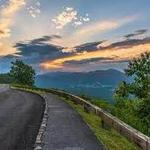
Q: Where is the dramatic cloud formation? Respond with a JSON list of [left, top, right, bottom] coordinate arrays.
[[41, 37, 150, 71], [52, 15, 138, 47], [14, 35, 64, 58], [52, 7, 90, 29], [1, 34, 150, 72], [0, 0, 150, 73]]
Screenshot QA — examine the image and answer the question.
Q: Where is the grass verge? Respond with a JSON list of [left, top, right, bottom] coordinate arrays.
[[62, 97, 138, 150]]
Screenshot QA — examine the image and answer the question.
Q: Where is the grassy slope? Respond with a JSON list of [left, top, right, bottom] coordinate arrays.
[[62, 97, 138, 150]]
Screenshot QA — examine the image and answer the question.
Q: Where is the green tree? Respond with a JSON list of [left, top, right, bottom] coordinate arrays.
[[115, 52, 150, 99], [125, 52, 150, 98], [10, 60, 35, 86], [138, 97, 150, 133], [114, 52, 150, 135]]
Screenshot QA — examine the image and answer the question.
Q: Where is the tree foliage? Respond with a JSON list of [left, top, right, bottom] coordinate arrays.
[[115, 52, 150, 99], [10, 60, 35, 86], [114, 52, 150, 136], [125, 52, 150, 98]]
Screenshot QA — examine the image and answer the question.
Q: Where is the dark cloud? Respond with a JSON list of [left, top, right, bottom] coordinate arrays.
[[6, 35, 81, 72], [29, 35, 62, 45], [105, 37, 150, 49], [0, 35, 66, 73], [124, 33, 136, 39], [135, 29, 148, 35], [124, 29, 148, 39], [14, 35, 65, 60], [73, 32, 149, 53], [74, 41, 105, 52], [64, 57, 114, 65], [64, 57, 128, 67]]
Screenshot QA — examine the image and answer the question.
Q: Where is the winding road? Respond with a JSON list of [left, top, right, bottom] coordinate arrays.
[[0, 85, 104, 150], [0, 85, 45, 150], [43, 93, 104, 150]]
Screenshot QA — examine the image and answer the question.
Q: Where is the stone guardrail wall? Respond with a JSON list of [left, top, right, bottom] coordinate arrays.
[[47, 89, 150, 150]]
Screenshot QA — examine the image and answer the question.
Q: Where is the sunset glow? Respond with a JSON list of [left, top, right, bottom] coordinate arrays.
[[0, 0, 150, 73], [41, 44, 150, 70]]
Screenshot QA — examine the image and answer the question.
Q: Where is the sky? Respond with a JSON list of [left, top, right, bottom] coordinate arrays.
[[0, 0, 150, 73]]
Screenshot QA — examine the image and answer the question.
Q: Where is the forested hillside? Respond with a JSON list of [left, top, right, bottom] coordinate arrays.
[[0, 74, 13, 84]]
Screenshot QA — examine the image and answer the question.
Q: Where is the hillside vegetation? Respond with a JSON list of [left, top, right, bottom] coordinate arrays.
[[81, 52, 150, 136], [0, 73, 13, 84]]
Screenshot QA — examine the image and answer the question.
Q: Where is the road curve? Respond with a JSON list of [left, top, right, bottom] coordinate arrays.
[[0, 85, 45, 150], [43, 93, 105, 150]]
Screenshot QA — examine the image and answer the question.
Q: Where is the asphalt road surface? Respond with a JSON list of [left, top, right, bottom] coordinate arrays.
[[43, 93, 105, 150], [0, 85, 45, 150]]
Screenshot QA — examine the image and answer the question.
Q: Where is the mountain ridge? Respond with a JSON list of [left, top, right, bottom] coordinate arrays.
[[36, 69, 129, 103]]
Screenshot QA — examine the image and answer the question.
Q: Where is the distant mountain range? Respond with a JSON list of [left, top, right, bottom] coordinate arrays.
[[35, 69, 131, 103]]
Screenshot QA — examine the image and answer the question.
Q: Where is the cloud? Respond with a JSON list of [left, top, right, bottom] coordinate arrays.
[[52, 7, 90, 29], [14, 35, 64, 58], [64, 57, 114, 65], [61, 41, 104, 53], [29, 35, 62, 44], [52, 15, 138, 47], [40, 37, 150, 71], [27, 0, 41, 18], [0, 0, 26, 56], [75, 41, 104, 52], [124, 29, 148, 39], [0, 0, 26, 38], [135, 29, 148, 35], [1, 34, 150, 73], [0, 41, 20, 56], [105, 37, 150, 49], [0, 28, 11, 38], [0, 36, 65, 72]]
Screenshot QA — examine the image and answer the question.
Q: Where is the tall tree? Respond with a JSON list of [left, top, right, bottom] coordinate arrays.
[[115, 52, 150, 99], [114, 52, 150, 135], [10, 60, 35, 86]]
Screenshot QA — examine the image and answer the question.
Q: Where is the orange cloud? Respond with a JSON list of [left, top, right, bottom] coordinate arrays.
[[0, 0, 26, 56], [0, 0, 26, 39], [40, 43, 150, 70], [0, 40, 20, 56]]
